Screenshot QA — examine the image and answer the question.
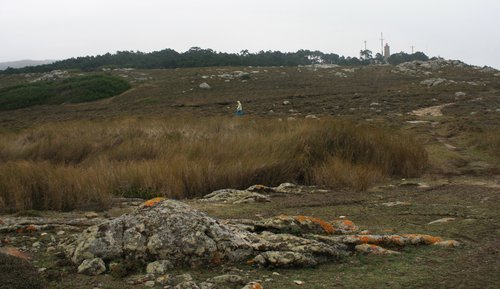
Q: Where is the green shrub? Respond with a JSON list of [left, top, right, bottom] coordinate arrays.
[[0, 74, 130, 110]]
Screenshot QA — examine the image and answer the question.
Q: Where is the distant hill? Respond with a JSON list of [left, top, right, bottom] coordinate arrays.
[[0, 48, 429, 74], [0, 59, 55, 70]]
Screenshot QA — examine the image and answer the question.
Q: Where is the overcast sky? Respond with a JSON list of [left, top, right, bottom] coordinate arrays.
[[1, 0, 499, 68]]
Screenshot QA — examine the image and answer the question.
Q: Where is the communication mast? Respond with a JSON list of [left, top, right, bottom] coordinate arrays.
[[380, 32, 384, 55]]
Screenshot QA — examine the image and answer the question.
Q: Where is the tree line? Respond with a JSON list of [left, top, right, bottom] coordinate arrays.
[[1, 47, 429, 74]]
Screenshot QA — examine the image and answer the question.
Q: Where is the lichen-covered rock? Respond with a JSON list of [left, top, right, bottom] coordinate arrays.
[[433, 240, 460, 248], [146, 260, 173, 275], [65, 199, 254, 267], [252, 251, 318, 268], [62, 198, 460, 272], [207, 274, 245, 286], [202, 189, 270, 204], [77, 258, 106, 275], [252, 232, 347, 261], [355, 244, 400, 255], [252, 215, 356, 235]]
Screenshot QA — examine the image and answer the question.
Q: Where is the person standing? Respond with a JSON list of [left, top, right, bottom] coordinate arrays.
[[236, 100, 243, 116]]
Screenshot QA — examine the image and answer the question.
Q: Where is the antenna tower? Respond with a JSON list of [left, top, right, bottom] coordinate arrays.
[[411, 45, 415, 54], [380, 32, 384, 55]]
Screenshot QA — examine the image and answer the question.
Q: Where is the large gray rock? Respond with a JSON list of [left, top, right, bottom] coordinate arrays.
[[64, 199, 254, 267]]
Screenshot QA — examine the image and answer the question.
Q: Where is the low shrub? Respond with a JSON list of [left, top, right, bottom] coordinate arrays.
[[0, 74, 130, 110]]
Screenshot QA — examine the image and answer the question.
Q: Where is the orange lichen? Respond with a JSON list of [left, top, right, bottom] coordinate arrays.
[[251, 283, 264, 289], [341, 220, 356, 228], [143, 197, 166, 207], [353, 235, 383, 244], [389, 235, 405, 246], [401, 234, 443, 244], [295, 215, 334, 234]]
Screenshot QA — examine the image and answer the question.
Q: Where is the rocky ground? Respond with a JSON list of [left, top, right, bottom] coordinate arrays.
[[1, 179, 498, 289]]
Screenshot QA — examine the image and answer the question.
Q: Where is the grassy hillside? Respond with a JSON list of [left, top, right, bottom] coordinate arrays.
[[0, 61, 498, 212], [0, 74, 130, 110]]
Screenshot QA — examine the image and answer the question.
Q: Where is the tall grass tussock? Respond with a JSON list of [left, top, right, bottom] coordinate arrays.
[[0, 117, 428, 212]]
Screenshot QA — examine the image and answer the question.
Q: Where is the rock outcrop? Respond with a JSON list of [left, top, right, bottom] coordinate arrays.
[[63, 198, 254, 267], [62, 197, 459, 276]]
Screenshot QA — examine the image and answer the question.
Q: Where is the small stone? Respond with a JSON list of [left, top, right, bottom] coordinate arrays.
[[156, 275, 173, 286], [198, 282, 214, 289], [126, 274, 150, 285], [293, 280, 305, 285], [78, 258, 106, 276], [272, 272, 280, 276], [147, 260, 173, 275], [46, 246, 56, 253], [56, 231, 65, 235], [144, 280, 156, 287], [175, 273, 193, 283], [428, 218, 456, 225], [381, 201, 411, 207], [85, 212, 99, 219], [433, 240, 460, 248], [175, 281, 200, 289], [241, 282, 263, 289], [32, 242, 41, 248], [355, 244, 400, 255], [208, 274, 245, 285], [199, 82, 211, 89]]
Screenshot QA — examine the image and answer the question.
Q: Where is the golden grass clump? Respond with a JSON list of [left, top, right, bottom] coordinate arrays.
[[0, 116, 428, 212]]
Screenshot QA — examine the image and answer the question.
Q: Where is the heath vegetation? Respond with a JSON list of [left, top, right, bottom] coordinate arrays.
[[0, 117, 427, 212]]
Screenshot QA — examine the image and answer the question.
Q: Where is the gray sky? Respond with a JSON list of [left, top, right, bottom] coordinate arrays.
[[1, 0, 499, 68]]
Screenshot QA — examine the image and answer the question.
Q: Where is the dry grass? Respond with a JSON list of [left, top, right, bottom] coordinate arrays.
[[0, 116, 428, 212]]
